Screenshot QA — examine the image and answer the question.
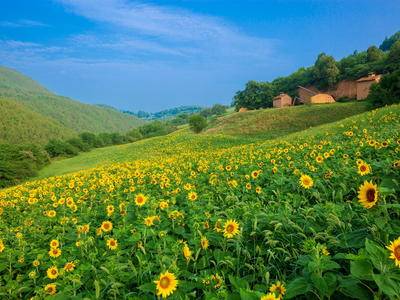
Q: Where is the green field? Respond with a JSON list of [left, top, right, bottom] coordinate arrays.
[[37, 101, 370, 178], [206, 101, 369, 139]]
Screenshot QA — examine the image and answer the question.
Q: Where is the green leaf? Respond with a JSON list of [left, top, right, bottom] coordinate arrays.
[[365, 239, 388, 272], [239, 289, 262, 300], [138, 282, 155, 293], [285, 277, 311, 299], [229, 275, 249, 291], [338, 276, 373, 299], [372, 273, 400, 297], [94, 280, 101, 299], [350, 259, 373, 280]]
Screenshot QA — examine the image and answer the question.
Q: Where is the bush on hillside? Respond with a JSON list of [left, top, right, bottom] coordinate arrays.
[[45, 139, 79, 157], [0, 143, 49, 188], [368, 70, 400, 108], [189, 114, 207, 133]]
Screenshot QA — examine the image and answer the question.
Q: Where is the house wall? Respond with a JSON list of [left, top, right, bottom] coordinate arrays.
[[329, 80, 357, 99], [273, 95, 292, 108], [298, 86, 319, 103], [356, 81, 376, 100]]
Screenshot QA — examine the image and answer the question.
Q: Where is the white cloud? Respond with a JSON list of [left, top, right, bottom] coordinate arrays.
[[57, 0, 276, 61], [0, 19, 48, 28]]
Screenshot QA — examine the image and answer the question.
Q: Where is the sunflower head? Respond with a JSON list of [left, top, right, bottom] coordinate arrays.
[[223, 219, 240, 239], [106, 238, 118, 250], [299, 174, 313, 189], [101, 221, 113, 232], [135, 193, 147, 207], [44, 283, 57, 295], [387, 237, 400, 268], [358, 181, 378, 209], [46, 266, 59, 280], [154, 271, 178, 298]]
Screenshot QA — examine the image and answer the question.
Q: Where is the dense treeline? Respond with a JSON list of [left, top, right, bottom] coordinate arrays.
[[123, 105, 202, 120], [233, 31, 400, 110]]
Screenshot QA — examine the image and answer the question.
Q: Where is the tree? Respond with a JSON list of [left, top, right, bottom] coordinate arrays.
[[379, 31, 400, 51], [233, 81, 275, 110], [368, 70, 400, 108], [313, 53, 340, 90], [386, 40, 400, 72], [189, 115, 207, 133], [126, 128, 143, 141], [367, 46, 384, 62]]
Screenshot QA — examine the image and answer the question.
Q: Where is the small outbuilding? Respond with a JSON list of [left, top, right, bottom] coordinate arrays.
[[238, 107, 248, 113], [356, 73, 381, 100], [309, 93, 335, 104], [273, 93, 293, 108]]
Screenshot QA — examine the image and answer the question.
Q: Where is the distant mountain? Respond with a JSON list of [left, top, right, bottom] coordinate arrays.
[[0, 66, 145, 141], [123, 105, 202, 120]]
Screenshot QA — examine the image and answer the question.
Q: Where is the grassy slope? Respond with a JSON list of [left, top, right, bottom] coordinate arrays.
[[37, 102, 372, 178], [0, 66, 145, 134], [0, 99, 76, 144], [206, 102, 369, 139]]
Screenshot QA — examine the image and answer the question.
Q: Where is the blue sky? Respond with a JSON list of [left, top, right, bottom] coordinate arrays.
[[0, 0, 399, 112]]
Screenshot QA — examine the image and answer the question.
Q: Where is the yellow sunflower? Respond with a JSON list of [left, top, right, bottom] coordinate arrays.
[[44, 283, 57, 295], [261, 293, 277, 300], [299, 174, 313, 189], [101, 221, 113, 232], [64, 261, 76, 272], [49, 239, 59, 249], [183, 243, 192, 261], [387, 237, 400, 267], [154, 271, 178, 298], [200, 236, 209, 250], [106, 238, 118, 250], [358, 181, 379, 209], [187, 191, 198, 201], [135, 193, 147, 207], [357, 161, 371, 176], [46, 266, 59, 280], [0, 240, 4, 253], [48, 248, 62, 258], [223, 219, 240, 238], [269, 281, 286, 299]]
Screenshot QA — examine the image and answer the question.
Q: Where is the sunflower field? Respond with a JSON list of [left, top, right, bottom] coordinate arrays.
[[0, 105, 400, 299]]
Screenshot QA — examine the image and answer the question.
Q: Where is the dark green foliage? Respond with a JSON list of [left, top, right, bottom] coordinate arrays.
[[272, 67, 314, 98], [367, 46, 384, 62], [379, 31, 400, 51], [126, 128, 143, 142], [200, 104, 227, 118], [233, 81, 275, 110], [386, 40, 400, 72], [189, 114, 207, 133], [138, 121, 176, 138], [367, 70, 400, 108], [45, 139, 79, 157], [312, 53, 340, 90], [0, 143, 49, 188], [67, 137, 91, 152]]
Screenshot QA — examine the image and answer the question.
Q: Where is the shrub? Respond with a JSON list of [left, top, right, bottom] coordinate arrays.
[[45, 139, 79, 157], [189, 114, 207, 133], [0, 143, 49, 188], [368, 70, 400, 108]]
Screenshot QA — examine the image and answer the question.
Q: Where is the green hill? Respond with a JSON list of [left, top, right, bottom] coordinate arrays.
[[0, 66, 144, 134], [0, 99, 75, 144], [206, 101, 369, 139], [36, 101, 373, 178]]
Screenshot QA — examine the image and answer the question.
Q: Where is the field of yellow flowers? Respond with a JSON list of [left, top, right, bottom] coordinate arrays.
[[0, 105, 400, 299]]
